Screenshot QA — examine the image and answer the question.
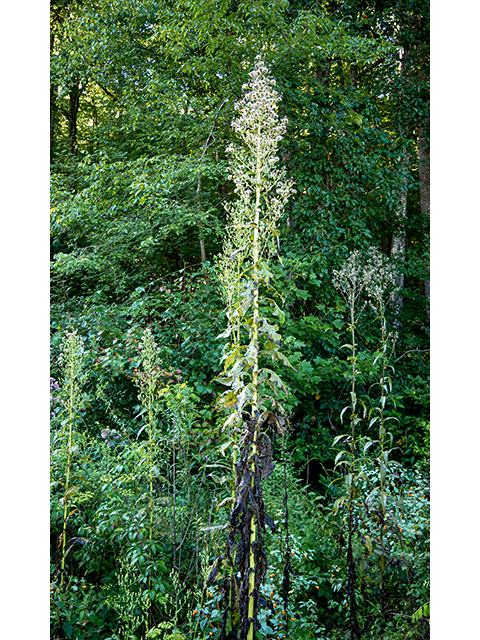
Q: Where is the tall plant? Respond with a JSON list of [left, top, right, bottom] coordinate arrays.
[[215, 56, 293, 640], [332, 251, 372, 640], [56, 330, 85, 590], [332, 248, 398, 638], [364, 250, 397, 627], [135, 328, 163, 546]]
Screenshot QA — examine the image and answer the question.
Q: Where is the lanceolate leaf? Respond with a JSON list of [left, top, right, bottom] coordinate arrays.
[[64, 485, 80, 499], [243, 340, 258, 366], [217, 325, 233, 340], [236, 383, 254, 413], [412, 602, 430, 622], [259, 368, 288, 394], [219, 439, 233, 456]]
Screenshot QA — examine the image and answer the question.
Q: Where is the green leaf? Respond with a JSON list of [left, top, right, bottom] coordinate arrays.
[[270, 300, 286, 324], [216, 326, 233, 340], [64, 485, 80, 499], [332, 496, 345, 514], [219, 439, 232, 456], [238, 384, 254, 412], [244, 340, 258, 366], [215, 497, 234, 512], [259, 367, 288, 394], [363, 440, 374, 454], [412, 602, 430, 622], [200, 523, 229, 532], [217, 391, 237, 408], [334, 450, 351, 466], [340, 406, 350, 424]]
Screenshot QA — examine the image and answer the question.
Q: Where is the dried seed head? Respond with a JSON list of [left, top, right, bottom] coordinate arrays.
[[219, 56, 294, 297], [333, 247, 398, 314]]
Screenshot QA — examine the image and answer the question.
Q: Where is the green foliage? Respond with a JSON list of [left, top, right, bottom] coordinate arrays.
[[51, 1, 429, 638], [412, 600, 430, 623], [104, 556, 150, 640], [216, 56, 294, 424]]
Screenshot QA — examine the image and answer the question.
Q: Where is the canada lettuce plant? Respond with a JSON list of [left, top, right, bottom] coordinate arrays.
[[214, 56, 294, 640], [55, 330, 86, 590], [135, 328, 163, 549], [364, 249, 398, 626], [332, 251, 372, 640], [331, 248, 406, 638], [216, 55, 294, 425], [134, 329, 213, 631]]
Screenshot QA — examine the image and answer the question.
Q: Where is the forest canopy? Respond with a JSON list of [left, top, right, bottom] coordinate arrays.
[[49, 1, 429, 638]]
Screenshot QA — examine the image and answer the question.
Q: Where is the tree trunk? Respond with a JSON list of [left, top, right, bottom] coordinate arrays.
[[197, 172, 207, 263], [417, 121, 430, 315], [50, 31, 57, 162], [68, 84, 82, 156], [411, 16, 430, 315], [350, 63, 358, 88], [51, 84, 57, 162], [390, 46, 409, 321], [417, 122, 430, 219], [390, 153, 409, 319]]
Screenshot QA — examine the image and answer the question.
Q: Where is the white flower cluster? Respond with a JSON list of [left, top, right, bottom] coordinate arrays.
[[364, 246, 397, 311], [230, 56, 288, 160], [136, 327, 162, 392], [58, 330, 85, 411], [220, 55, 294, 294], [333, 250, 369, 309], [333, 247, 397, 312]]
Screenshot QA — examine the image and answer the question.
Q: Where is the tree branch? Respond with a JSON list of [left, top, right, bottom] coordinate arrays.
[[357, 57, 391, 80], [94, 79, 119, 102]]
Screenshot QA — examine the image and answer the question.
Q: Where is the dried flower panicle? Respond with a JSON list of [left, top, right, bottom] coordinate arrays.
[[58, 330, 86, 414], [228, 56, 288, 167], [135, 327, 163, 391], [333, 247, 397, 314], [364, 247, 398, 310], [333, 250, 370, 309], [220, 55, 295, 296]]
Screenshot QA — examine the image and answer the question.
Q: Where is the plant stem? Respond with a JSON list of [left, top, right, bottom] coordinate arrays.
[[378, 302, 388, 628], [60, 367, 75, 590], [147, 375, 154, 625], [247, 136, 262, 640], [347, 303, 361, 640], [149, 386, 154, 540], [173, 430, 177, 572]]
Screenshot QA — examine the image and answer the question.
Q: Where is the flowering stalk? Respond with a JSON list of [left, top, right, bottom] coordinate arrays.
[[58, 331, 85, 589], [333, 251, 374, 640], [365, 250, 397, 627], [216, 56, 293, 640], [364, 250, 397, 521], [135, 327, 162, 612], [333, 248, 397, 638]]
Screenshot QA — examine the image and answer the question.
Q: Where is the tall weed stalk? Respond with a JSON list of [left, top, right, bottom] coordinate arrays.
[[332, 248, 398, 638], [135, 329, 209, 626], [365, 251, 397, 627], [332, 251, 369, 640], [215, 56, 293, 640], [135, 328, 162, 546], [134, 327, 163, 624], [56, 330, 85, 589]]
